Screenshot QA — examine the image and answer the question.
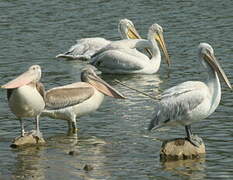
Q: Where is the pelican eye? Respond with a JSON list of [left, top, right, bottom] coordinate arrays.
[[96, 61, 102, 66], [203, 49, 212, 57]]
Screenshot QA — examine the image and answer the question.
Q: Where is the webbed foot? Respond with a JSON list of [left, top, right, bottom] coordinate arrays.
[[187, 134, 203, 147], [30, 130, 43, 140]]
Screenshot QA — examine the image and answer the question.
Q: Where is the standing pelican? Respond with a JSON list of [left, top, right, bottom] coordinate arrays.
[[148, 43, 232, 146], [1, 65, 45, 138], [91, 23, 170, 74], [41, 66, 126, 134], [56, 19, 142, 61]]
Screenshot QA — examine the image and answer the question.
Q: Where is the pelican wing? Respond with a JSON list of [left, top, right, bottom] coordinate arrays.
[[56, 38, 110, 60], [71, 38, 110, 56], [91, 49, 149, 72], [56, 43, 89, 60], [161, 81, 207, 98], [67, 42, 89, 56], [45, 84, 94, 110], [36, 82, 45, 100], [149, 81, 209, 129], [75, 38, 110, 48]]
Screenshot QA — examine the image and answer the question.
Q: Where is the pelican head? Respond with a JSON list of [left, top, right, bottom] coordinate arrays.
[[148, 23, 170, 66], [198, 43, 232, 89], [1, 65, 42, 89], [81, 66, 99, 82], [81, 66, 126, 99], [118, 18, 141, 40], [119, 18, 153, 58], [29, 65, 42, 82]]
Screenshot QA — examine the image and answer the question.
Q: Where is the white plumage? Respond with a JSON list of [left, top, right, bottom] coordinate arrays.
[[148, 43, 232, 146], [91, 23, 170, 74], [56, 19, 141, 61], [41, 67, 126, 134], [1, 65, 45, 138]]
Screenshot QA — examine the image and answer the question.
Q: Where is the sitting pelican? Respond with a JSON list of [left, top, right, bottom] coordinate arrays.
[[1, 65, 45, 138], [56, 19, 143, 61], [148, 43, 232, 146], [91, 23, 170, 74], [41, 66, 126, 134]]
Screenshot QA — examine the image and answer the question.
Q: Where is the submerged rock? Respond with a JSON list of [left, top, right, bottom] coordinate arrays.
[[68, 150, 79, 156], [83, 164, 94, 171], [10, 132, 45, 148], [160, 138, 205, 161]]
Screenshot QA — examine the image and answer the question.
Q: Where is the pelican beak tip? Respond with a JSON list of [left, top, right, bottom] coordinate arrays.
[[117, 94, 127, 99]]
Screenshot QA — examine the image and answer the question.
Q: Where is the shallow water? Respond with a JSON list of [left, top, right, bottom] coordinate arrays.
[[0, 0, 233, 179]]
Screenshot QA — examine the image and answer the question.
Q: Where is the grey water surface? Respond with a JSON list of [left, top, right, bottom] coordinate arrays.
[[0, 0, 233, 179]]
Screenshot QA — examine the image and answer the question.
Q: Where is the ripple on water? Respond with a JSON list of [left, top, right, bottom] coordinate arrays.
[[1, 0, 233, 179]]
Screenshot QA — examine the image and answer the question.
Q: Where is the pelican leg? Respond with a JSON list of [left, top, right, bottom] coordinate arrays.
[[71, 115, 77, 134], [185, 125, 192, 138], [185, 125, 203, 147], [71, 121, 77, 133], [67, 115, 77, 135], [31, 115, 43, 139], [19, 118, 25, 137]]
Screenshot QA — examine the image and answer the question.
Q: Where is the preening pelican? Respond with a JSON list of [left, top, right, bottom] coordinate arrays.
[[91, 23, 170, 74], [41, 66, 126, 134], [56, 19, 142, 61], [148, 43, 232, 146], [1, 65, 45, 138]]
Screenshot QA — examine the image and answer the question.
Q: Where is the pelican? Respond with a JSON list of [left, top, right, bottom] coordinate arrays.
[[91, 23, 170, 74], [1, 65, 45, 138], [41, 66, 126, 134], [56, 19, 143, 61], [148, 43, 232, 146]]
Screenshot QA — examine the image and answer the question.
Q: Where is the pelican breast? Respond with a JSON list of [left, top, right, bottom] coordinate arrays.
[[8, 84, 45, 118]]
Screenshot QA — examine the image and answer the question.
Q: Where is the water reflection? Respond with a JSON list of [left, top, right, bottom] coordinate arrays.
[[75, 136, 111, 179], [102, 73, 163, 99], [7, 133, 111, 180], [47, 134, 110, 180], [68, 61, 164, 94], [47, 133, 78, 149], [161, 157, 206, 179], [1, 0, 233, 179], [11, 146, 46, 180]]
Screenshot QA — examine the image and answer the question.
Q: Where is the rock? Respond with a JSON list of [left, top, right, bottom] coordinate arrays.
[[10, 132, 45, 148], [83, 164, 94, 171], [160, 138, 205, 161], [68, 150, 79, 156]]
